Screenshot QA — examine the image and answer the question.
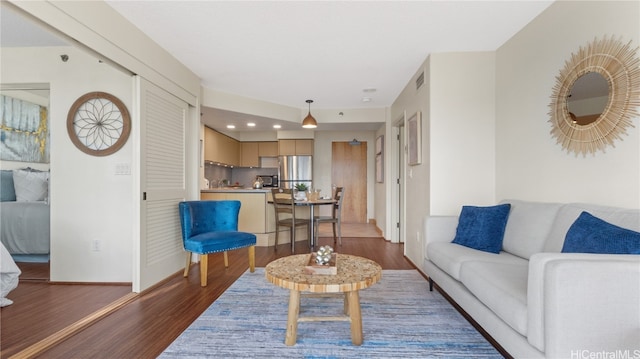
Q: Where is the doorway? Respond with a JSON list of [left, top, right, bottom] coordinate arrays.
[[396, 124, 405, 243], [331, 141, 367, 223]]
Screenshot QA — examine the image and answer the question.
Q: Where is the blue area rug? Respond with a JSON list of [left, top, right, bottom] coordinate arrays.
[[160, 269, 502, 358]]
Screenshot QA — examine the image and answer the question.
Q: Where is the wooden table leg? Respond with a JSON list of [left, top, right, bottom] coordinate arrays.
[[347, 290, 363, 345], [285, 290, 301, 346]]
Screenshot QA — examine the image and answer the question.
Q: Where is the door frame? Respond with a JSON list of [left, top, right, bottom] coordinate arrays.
[[389, 111, 406, 244]]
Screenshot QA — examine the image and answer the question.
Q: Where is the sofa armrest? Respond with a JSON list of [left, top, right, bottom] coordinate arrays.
[[423, 216, 458, 260], [528, 253, 640, 356], [424, 216, 458, 243]]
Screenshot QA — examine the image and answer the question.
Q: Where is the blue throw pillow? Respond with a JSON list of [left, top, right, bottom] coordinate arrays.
[[1, 170, 16, 202], [562, 211, 640, 254], [452, 204, 511, 254]]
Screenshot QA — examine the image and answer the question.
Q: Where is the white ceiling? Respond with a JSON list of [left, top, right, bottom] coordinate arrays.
[[2, 1, 555, 132]]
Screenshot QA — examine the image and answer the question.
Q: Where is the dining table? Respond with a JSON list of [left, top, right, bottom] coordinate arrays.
[[294, 198, 337, 248]]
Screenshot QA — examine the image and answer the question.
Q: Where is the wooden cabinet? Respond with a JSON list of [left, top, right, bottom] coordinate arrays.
[[241, 141, 278, 167], [258, 141, 278, 157], [204, 126, 217, 162], [204, 127, 240, 166], [295, 139, 314, 155], [240, 142, 259, 167], [278, 139, 314, 156], [200, 191, 266, 233]]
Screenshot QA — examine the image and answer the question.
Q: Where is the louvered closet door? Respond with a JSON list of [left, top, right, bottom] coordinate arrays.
[[136, 77, 188, 292]]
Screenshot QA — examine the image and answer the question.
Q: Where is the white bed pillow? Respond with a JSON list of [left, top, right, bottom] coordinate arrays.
[[12, 169, 49, 202]]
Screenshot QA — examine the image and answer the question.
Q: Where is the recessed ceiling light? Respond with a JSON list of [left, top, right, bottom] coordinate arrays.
[[362, 97, 372, 102], [247, 123, 256, 127], [273, 124, 281, 129], [226, 125, 235, 129], [363, 88, 377, 93]]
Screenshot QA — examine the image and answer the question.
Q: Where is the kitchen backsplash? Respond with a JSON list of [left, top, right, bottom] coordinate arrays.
[[204, 163, 277, 188]]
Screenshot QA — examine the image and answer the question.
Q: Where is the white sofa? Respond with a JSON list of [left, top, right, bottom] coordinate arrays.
[[422, 200, 640, 359]]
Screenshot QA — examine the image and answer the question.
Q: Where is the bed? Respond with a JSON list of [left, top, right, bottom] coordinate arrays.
[[1, 201, 50, 254], [1, 241, 21, 307], [0, 168, 50, 256]]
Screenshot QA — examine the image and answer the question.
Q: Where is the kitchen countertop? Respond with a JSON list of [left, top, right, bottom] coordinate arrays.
[[201, 188, 272, 193]]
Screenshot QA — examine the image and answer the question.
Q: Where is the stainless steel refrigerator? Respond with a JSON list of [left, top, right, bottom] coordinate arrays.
[[278, 155, 312, 189]]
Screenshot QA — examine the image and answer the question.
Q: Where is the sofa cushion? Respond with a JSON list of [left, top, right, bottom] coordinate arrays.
[[459, 260, 529, 336], [562, 211, 640, 254], [545, 203, 640, 253], [452, 204, 511, 254], [500, 199, 563, 259], [427, 241, 525, 281]]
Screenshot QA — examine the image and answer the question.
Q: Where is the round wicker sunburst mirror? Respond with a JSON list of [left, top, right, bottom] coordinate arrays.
[[549, 36, 640, 156]]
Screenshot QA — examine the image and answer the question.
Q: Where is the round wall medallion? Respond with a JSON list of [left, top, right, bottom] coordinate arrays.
[[67, 91, 131, 156]]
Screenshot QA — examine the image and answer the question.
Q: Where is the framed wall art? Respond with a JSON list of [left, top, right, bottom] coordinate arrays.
[[375, 135, 384, 183], [0, 94, 49, 163], [407, 111, 421, 166]]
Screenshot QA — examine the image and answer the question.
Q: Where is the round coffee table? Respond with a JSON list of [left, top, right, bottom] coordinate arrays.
[[265, 253, 382, 346]]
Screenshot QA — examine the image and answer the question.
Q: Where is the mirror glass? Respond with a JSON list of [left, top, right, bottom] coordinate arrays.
[[566, 72, 609, 125]]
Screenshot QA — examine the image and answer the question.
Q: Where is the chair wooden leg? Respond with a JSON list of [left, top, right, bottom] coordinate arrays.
[[291, 227, 295, 252], [337, 220, 342, 246], [248, 245, 255, 273], [223, 251, 229, 268], [200, 253, 208, 287], [332, 222, 337, 244], [184, 252, 191, 277]]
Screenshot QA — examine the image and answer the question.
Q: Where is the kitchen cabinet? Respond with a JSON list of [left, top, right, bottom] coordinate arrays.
[[278, 139, 314, 156], [201, 191, 266, 233], [258, 141, 278, 157], [241, 141, 278, 167], [204, 126, 240, 166], [240, 142, 259, 167]]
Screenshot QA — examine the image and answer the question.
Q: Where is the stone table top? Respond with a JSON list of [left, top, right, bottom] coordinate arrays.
[[265, 254, 382, 293]]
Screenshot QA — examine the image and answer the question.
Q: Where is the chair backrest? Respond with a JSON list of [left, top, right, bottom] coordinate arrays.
[[333, 187, 344, 218], [271, 188, 295, 219], [179, 200, 241, 240]]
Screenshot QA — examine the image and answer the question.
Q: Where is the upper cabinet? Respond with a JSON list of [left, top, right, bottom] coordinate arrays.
[[241, 141, 278, 167], [240, 142, 259, 167], [278, 139, 314, 156], [204, 126, 240, 166], [258, 141, 279, 157]]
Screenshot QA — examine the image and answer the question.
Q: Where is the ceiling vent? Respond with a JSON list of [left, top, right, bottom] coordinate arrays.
[[416, 71, 425, 90]]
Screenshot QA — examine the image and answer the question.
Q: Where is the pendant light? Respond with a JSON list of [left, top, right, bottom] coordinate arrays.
[[301, 99, 318, 129]]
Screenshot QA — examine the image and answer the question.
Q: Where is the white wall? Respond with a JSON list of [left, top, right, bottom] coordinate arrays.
[[1, 46, 134, 282], [429, 52, 496, 215], [390, 52, 496, 268], [495, 1, 640, 208], [390, 61, 431, 267]]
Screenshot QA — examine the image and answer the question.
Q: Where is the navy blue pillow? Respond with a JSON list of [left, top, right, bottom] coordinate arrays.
[[1, 170, 16, 202], [452, 204, 511, 254], [562, 211, 640, 254]]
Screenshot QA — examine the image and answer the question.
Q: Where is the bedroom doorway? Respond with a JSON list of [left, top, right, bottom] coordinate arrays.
[[0, 85, 51, 281]]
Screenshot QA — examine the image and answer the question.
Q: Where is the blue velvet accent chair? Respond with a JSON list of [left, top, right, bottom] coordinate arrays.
[[179, 200, 256, 287]]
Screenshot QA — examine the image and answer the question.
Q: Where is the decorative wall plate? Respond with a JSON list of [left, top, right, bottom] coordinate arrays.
[[548, 36, 640, 156], [67, 92, 131, 156]]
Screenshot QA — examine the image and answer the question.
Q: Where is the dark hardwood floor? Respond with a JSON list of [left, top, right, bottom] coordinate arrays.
[[1, 236, 414, 358]]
